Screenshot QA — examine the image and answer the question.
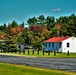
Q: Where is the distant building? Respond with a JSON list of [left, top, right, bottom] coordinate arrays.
[[44, 36, 76, 53]]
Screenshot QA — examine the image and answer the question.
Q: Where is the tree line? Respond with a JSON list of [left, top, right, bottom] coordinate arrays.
[[0, 14, 76, 49]]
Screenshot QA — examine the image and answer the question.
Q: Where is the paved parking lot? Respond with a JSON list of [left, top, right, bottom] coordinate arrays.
[[0, 55, 76, 72]]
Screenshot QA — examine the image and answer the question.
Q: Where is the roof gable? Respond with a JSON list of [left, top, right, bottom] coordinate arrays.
[[44, 36, 71, 42]]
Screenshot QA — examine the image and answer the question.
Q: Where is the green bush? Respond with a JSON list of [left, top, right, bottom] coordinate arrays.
[[1, 43, 9, 52], [1, 42, 19, 52], [9, 44, 19, 52], [0, 42, 2, 49]]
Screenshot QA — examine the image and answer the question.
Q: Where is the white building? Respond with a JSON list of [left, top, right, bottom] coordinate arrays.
[[44, 36, 76, 53]]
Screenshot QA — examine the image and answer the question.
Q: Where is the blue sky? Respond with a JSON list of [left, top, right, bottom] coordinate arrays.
[[0, 0, 76, 25]]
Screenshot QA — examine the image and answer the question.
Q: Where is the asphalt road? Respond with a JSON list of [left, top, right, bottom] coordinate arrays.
[[0, 55, 76, 72]]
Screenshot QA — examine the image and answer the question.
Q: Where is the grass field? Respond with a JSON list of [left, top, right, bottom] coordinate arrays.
[[0, 50, 76, 58], [0, 63, 76, 75]]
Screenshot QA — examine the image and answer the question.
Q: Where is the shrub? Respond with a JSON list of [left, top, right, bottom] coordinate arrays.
[[9, 44, 19, 52], [1, 42, 19, 52]]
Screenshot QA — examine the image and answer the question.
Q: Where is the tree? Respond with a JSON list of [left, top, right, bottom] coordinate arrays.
[[17, 35, 24, 44], [30, 25, 50, 49], [17, 28, 33, 45], [20, 22, 24, 28], [5, 23, 12, 35], [0, 23, 7, 31], [38, 15, 45, 25], [50, 28, 58, 37], [56, 16, 68, 24], [27, 17, 37, 26], [10, 20, 18, 28], [46, 16, 55, 30], [11, 27, 24, 35], [59, 24, 67, 36], [5, 25, 24, 42], [66, 14, 76, 36]]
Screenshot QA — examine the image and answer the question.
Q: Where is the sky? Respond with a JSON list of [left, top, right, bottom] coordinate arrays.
[[0, 0, 76, 26]]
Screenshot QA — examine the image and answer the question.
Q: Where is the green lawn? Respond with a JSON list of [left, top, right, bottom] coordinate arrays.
[[0, 50, 76, 58], [0, 63, 76, 75]]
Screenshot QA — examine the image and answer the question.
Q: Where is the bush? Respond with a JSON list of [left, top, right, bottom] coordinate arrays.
[[1, 42, 19, 52], [0, 42, 2, 49], [1, 43, 8, 52], [9, 44, 19, 52]]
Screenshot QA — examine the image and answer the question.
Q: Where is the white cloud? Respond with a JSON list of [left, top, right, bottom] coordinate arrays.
[[52, 8, 61, 12]]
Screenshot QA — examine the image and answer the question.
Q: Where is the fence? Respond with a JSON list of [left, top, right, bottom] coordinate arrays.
[[0, 49, 70, 56]]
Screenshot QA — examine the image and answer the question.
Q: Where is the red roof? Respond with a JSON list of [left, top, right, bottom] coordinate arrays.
[[44, 36, 71, 42]]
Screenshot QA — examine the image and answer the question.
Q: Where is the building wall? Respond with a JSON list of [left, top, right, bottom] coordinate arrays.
[[62, 37, 76, 53], [44, 37, 76, 53], [44, 42, 61, 51]]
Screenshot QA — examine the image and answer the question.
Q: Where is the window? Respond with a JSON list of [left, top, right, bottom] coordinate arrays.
[[52, 43, 54, 47], [45, 43, 47, 47], [67, 43, 70, 47], [60, 42, 61, 47], [49, 43, 50, 47]]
